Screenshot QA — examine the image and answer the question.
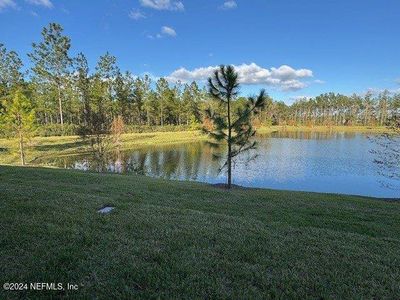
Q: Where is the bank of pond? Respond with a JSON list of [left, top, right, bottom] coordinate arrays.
[[29, 130, 400, 199]]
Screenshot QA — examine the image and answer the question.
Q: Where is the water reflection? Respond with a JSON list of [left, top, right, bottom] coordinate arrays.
[[43, 144, 223, 181], [265, 130, 359, 140], [38, 132, 399, 198]]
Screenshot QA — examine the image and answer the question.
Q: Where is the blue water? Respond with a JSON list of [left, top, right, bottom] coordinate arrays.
[[41, 131, 400, 198]]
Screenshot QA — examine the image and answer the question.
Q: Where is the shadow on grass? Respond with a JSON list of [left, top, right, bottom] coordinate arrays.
[[34, 140, 88, 152], [127, 134, 156, 141]]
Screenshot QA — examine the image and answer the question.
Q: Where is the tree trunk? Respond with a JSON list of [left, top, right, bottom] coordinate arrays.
[[58, 84, 64, 133], [227, 95, 232, 189], [19, 131, 25, 166], [160, 104, 164, 126]]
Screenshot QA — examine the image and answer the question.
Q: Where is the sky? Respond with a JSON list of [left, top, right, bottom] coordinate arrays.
[[0, 0, 399, 102]]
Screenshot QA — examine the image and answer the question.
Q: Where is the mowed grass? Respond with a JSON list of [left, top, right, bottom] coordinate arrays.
[[0, 166, 399, 299]]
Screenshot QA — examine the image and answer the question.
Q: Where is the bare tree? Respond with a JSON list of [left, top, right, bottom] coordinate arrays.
[[370, 115, 400, 189]]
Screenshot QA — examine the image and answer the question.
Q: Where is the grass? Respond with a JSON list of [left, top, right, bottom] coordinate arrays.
[[257, 125, 390, 134], [0, 165, 399, 299], [0, 125, 387, 166]]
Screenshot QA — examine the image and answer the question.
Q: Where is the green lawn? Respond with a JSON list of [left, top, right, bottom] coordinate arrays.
[[0, 166, 399, 299]]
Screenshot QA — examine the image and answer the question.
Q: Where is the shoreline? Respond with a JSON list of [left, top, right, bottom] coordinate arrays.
[[0, 125, 390, 165], [256, 125, 389, 134]]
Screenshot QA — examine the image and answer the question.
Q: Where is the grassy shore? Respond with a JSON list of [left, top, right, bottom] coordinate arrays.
[[0, 165, 399, 299], [257, 125, 389, 134], [0, 130, 207, 165], [0, 125, 388, 166]]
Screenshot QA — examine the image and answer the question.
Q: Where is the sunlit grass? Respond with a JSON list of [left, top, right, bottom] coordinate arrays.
[[0, 130, 207, 165], [0, 166, 399, 299]]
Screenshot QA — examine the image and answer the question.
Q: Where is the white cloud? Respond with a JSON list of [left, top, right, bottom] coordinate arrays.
[[26, 0, 53, 8], [314, 79, 325, 84], [221, 0, 237, 10], [148, 26, 177, 39], [140, 0, 184, 11], [129, 9, 146, 20], [0, 0, 17, 11], [161, 26, 176, 37], [166, 63, 314, 92], [395, 78, 400, 85]]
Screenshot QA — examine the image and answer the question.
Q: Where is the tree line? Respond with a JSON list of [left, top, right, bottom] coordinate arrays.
[[1, 23, 400, 137]]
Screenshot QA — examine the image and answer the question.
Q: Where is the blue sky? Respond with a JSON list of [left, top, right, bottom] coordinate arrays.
[[0, 0, 399, 102]]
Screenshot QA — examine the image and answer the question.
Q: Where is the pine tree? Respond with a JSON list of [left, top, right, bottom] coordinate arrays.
[[95, 52, 119, 122], [133, 77, 147, 125], [143, 90, 158, 126], [156, 78, 170, 126], [29, 23, 72, 131], [74, 53, 91, 127], [205, 65, 266, 188], [1, 89, 35, 165], [114, 71, 134, 123], [0, 43, 24, 111]]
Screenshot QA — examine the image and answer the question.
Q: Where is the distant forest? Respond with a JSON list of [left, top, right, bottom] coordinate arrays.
[[1, 23, 399, 136]]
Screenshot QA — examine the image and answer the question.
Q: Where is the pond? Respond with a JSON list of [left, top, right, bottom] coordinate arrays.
[[39, 131, 399, 198]]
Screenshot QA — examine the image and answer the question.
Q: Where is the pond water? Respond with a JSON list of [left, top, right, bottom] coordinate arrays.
[[40, 131, 399, 198]]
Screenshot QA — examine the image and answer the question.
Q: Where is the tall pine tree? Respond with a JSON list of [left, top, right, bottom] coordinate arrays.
[[29, 23, 72, 131]]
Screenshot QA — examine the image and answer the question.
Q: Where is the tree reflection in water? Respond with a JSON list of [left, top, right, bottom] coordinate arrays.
[[35, 132, 399, 198], [43, 142, 222, 181]]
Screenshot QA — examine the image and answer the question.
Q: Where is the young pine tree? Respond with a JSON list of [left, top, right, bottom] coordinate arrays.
[[205, 65, 266, 188], [1, 89, 35, 165]]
